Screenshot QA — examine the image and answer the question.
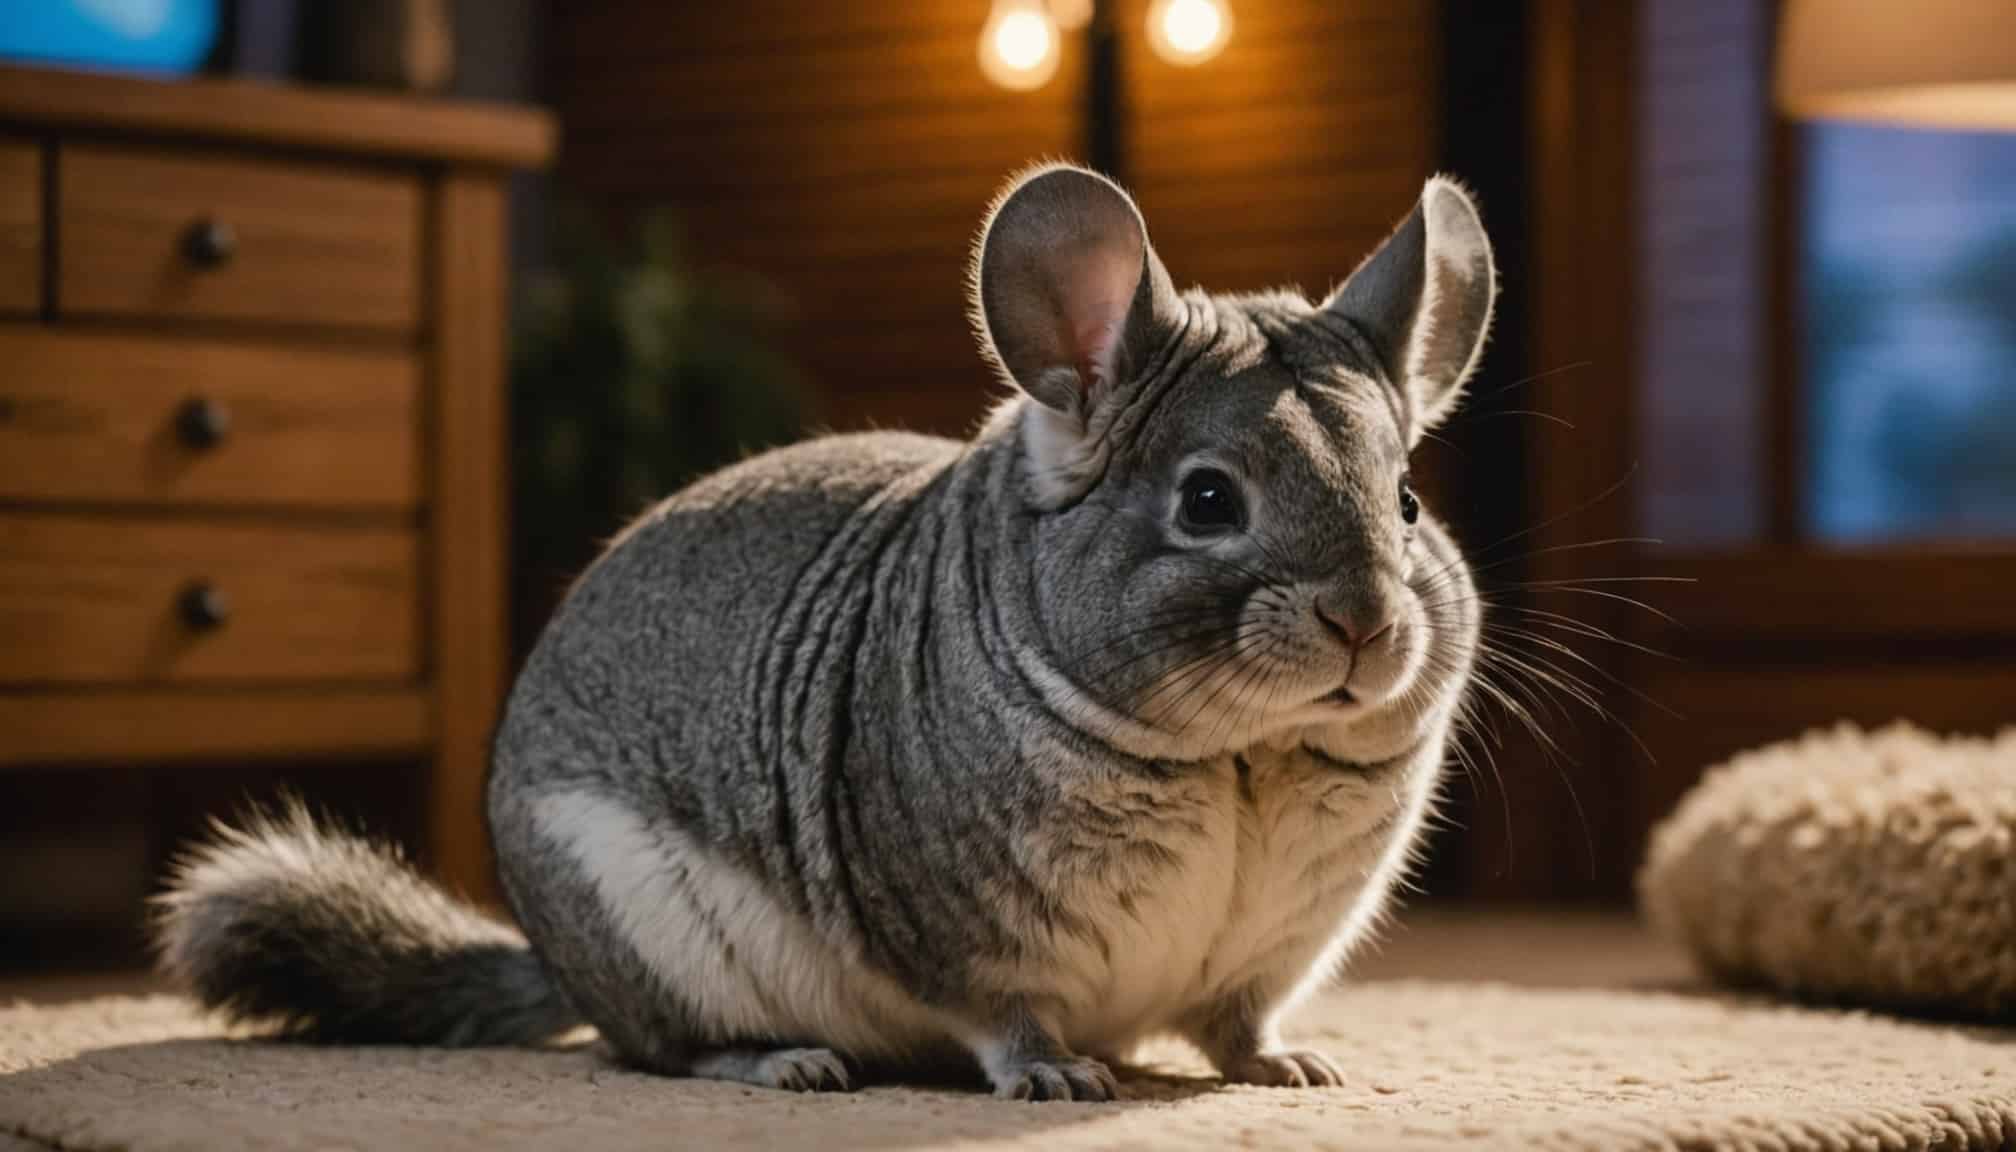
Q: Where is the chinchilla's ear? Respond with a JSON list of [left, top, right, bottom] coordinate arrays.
[[1323, 176, 1497, 437], [971, 163, 1185, 424]]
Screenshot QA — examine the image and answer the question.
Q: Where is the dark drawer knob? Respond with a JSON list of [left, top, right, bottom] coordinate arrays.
[[182, 218, 237, 269], [176, 396, 231, 450], [178, 582, 231, 632]]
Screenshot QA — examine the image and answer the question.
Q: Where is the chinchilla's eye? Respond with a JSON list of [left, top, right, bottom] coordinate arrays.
[[1399, 475, 1420, 525], [1178, 468, 1246, 534]]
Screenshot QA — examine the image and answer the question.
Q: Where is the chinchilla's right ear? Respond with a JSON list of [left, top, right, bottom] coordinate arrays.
[[971, 163, 1186, 505]]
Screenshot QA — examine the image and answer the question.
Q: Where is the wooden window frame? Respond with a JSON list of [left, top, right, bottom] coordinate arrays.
[[1495, 0, 2016, 907], [1649, 3, 2016, 649], [1534, 0, 2016, 659]]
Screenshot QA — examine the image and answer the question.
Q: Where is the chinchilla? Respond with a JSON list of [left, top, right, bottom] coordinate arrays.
[[154, 163, 1495, 1101]]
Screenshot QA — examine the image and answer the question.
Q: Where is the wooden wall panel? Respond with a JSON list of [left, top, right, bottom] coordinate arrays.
[[1506, 0, 1644, 904], [1630, 665, 2016, 861], [1122, 1, 1439, 297], [549, 1, 1082, 436], [0, 138, 39, 314], [1635, 0, 1768, 545], [549, 1, 1443, 436]]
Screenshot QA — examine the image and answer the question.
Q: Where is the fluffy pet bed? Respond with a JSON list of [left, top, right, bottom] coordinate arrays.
[[5, 981, 2016, 1151], [1642, 721, 2016, 1020]]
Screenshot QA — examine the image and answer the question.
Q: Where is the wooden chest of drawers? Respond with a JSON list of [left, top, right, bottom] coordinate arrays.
[[0, 66, 553, 901]]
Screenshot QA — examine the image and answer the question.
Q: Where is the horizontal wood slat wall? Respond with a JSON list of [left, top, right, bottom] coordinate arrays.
[[1119, 0, 1439, 300], [548, 0, 1441, 437], [0, 139, 36, 314], [548, 1, 1078, 436]]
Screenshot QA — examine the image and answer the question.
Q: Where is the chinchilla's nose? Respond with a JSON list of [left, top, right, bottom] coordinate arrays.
[[1313, 583, 1398, 655]]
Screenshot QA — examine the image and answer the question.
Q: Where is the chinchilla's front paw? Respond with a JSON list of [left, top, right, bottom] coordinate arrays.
[[1221, 1048, 1346, 1088], [991, 1055, 1120, 1102]]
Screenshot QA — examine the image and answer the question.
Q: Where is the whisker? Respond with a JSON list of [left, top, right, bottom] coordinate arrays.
[[1472, 407, 1577, 430], [1485, 622, 1680, 722], [1480, 604, 1677, 661], [1213, 637, 1284, 751], [1185, 632, 1274, 743], [1468, 358, 1593, 404], [1143, 631, 1273, 730], [1465, 653, 1597, 877], [1505, 576, 1696, 586], [1455, 536, 1664, 583], [1458, 463, 1642, 565], [1421, 584, 1680, 626]]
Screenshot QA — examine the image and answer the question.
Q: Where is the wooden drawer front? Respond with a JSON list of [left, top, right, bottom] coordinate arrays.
[[0, 515, 419, 686], [0, 140, 38, 313], [0, 329, 419, 510], [57, 144, 420, 333]]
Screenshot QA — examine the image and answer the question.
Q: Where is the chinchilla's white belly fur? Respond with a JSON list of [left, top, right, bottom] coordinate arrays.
[[533, 728, 1441, 1064], [970, 738, 1440, 1059]]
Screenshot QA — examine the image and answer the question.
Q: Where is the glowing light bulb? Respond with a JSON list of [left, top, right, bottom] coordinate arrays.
[[1148, 0, 1232, 66], [979, 0, 1060, 91]]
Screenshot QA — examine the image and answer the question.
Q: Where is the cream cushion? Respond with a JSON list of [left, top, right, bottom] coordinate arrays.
[[1641, 722, 2016, 1020]]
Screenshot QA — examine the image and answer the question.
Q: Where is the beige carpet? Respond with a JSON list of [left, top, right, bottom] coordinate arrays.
[[5, 972, 2015, 1152]]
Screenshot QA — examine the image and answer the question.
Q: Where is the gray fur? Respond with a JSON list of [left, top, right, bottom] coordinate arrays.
[[152, 801, 576, 1046], [156, 164, 1495, 1101]]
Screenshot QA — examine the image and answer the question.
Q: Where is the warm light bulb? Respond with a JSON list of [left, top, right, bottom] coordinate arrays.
[[1148, 0, 1232, 66], [979, 0, 1061, 91]]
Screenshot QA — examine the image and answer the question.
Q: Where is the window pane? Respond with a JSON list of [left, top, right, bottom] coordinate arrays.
[[1803, 124, 2016, 542]]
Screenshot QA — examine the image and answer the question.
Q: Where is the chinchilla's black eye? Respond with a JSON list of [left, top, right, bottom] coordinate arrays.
[[1399, 476, 1420, 525], [1178, 468, 1246, 534]]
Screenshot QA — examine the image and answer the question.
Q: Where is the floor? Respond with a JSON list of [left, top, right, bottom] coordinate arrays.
[[0, 906, 1694, 1007], [12, 914, 2010, 1152]]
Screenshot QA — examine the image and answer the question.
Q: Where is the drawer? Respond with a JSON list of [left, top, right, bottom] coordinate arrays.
[[0, 139, 38, 314], [0, 514, 419, 686], [0, 328, 420, 510], [57, 144, 420, 333]]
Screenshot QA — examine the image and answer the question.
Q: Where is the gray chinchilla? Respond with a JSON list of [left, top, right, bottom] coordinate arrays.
[[155, 163, 1495, 1101]]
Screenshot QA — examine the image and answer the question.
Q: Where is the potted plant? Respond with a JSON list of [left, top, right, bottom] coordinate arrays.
[[511, 206, 806, 653]]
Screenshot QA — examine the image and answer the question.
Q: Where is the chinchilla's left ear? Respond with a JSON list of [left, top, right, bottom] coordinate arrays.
[[1323, 176, 1497, 438]]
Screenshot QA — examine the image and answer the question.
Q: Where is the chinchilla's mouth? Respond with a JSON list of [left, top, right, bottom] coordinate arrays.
[[1320, 685, 1358, 707]]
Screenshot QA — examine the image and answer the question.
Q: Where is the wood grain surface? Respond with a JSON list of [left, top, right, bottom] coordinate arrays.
[[0, 688, 430, 766], [58, 144, 420, 333], [0, 513, 420, 686], [0, 140, 39, 315], [0, 327, 419, 510], [0, 64, 553, 169], [425, 174, 511, 900]]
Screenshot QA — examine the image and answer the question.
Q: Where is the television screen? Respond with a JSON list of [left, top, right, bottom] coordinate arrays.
[[0, 1, 219, 75]]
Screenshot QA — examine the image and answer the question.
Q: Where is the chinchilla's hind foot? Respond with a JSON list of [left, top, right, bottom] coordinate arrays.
[[689, 1045, 858, 1093]]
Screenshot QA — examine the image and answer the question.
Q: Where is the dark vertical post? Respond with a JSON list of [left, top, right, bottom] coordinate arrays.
[[1086, 0, 1125, 181]]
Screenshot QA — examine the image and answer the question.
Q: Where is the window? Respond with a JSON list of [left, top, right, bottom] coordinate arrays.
[[1801, 125, 2016, 542]]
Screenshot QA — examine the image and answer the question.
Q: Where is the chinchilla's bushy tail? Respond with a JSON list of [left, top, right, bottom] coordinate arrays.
[[151, 801, 579, 1047]]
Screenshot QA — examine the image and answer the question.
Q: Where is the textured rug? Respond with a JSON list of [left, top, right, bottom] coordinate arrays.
[[4, 981, 2013, 1151]]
